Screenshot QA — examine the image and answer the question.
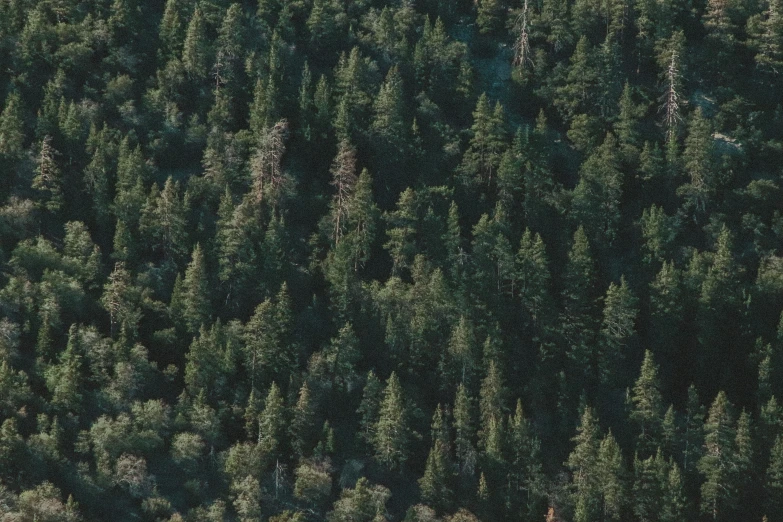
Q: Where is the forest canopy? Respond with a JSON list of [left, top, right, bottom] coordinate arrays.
[[0, 0, 783, 521]]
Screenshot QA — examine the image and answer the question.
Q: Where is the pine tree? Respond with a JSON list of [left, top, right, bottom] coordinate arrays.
[[753, 0, 783, 76], [454, 383, 477, 478], [371, 66, 406, 150], [180, 244, 212, 335], [244, 284, 294, 390], [358, 371, 383, 446], [678, 108, 715, 215], [477, 0, 503, 34], [515, 229, 551, 328], [662, 460, 687, 522], [631, 351, 664, 455], [45, 324, 83, 412], [442, 316, 478, 392], [598, 277, 638, 385], [615, 82, 643, 162], [290, 381, 316, 459], [632, 453, 663, 522], [766, 435, 783, 520], [258, 382, 286, 458], [572, 133, 623, 248], [374, 372, 410, 470], [139, 177, 188, 267], [419, 405, 453, 512], [329, 140, 359, 246], [597, 431, 625, 522], [479, 360, 507, 449], [159, 0, 185, 60], [32, 136, 63, 213], [567, 406, 601, 522], [458, 94, 507, 186], [250, 119, 290, 209], [560, 226, 598, 375], [182, 7, 209, 80], [214, 3, 245, 87], [699, 391, 736, 520], [0, 91, 24, 159], [683, 384, 705, 482], [554, 36, 597, 122], [508, 400, 543, 518]]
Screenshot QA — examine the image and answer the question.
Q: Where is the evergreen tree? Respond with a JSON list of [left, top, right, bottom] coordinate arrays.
[[290, 381, 316, 459], [45, 324, 83, 412], [699, 391, 736, 521], [244, 284, 294, 390], [598, 277, 638, 385], [374, 372, 411, 470], [630, 350, 664, 455], [567, 406, 601, 522], [597, 431, 625, 522], [752, 0, 783, 76], [458, 94, 507, 186], [32, 136, 63, 213], [766, 435, 783, 521], [419, 405, 453, 512], [178, 244, 211, 335], [662, 461, 687, 522], [182, 7, 209, 80], [572, 133, 623, 248], [0, 91, 25, 159], [454, 383, 477, 478], [258, 382, 286, 458], [678, 108, 715, 215], [560, 227, 599, 377], [358, 371, 383, 447]]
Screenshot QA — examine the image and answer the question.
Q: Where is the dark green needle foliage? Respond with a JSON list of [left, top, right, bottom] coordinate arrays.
[[0, 1, 781, 520]]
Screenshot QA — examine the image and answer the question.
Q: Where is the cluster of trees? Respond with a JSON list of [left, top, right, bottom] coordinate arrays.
[[1, 0, 783, 520]]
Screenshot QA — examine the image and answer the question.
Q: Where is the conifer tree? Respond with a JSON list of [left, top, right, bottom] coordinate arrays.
[[598, 277, 638, 385], [139, 177, 188, 267], [258, 382, 286, 458], [766, 435, 783, 520], [419, 405, 453, 512], [250, 119, 290, 209], [662, 461, 687, 522], [560, 226, 598, 374], [699, 391, 736, 520], [371, 66, 406, 150], [45, 324, 83, 412], [182, 7, 209, 80], [631, 351, 664, 455], [479, 360, 507, 449], [0, 91, 24, 159], [678, 108, 715, 215], [597, 431, 625, 522], [753, 0, 783, 76], [454, 383, 477, 478], [567, 406, 601, 522], [459, 94, 507, 186], [477, 0, 502, 34], [290, 381, 316, 459], [244, 284, 294, 390], [159, 0, 185, 60], [329, 140, 359, 246], [442, 316, 478, 392], [32, 136, 62, 213], [572, 133, 623, 247], [179, 244, 211, 335], [358, 371, 383, 446], [374, 372, 410, 470], [515, 229, 551, 328]]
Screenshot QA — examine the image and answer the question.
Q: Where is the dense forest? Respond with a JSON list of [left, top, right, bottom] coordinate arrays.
[[1, 0, 783, 520]]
